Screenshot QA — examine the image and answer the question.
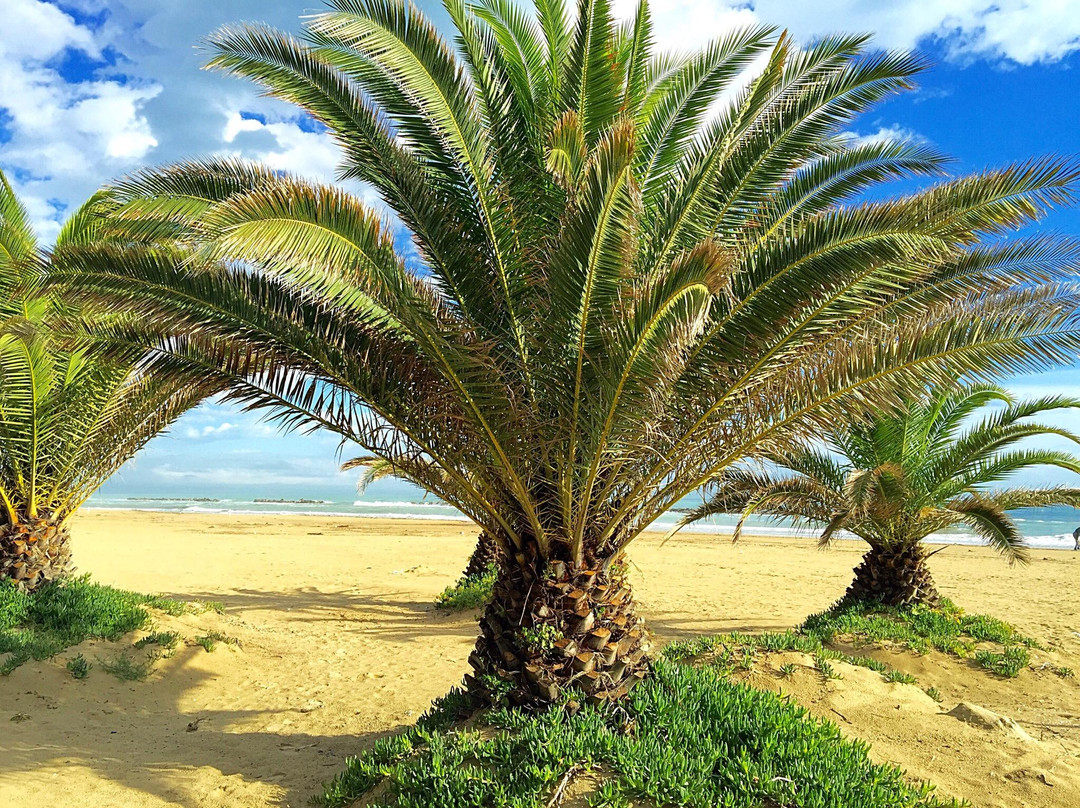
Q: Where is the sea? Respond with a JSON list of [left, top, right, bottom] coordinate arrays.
[[86, 479, 1080, 551]]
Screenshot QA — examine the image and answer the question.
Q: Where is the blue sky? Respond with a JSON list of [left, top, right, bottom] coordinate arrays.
[[2, 0, 1079, 497]]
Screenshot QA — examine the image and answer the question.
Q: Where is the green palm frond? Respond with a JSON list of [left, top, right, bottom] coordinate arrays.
[[681, 465, 843, 544], [949, 493, 1029, 564], [0, 171, 38, 275]]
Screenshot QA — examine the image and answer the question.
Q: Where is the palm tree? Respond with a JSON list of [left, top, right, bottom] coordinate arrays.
[[49, 0, 1080, 706], [683, 384, 1080, 607], [0, 171, 217, 590]]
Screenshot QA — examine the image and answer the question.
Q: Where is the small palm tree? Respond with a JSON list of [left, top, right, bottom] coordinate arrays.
[[684, 384, 1080, 607], [0, 172, 216, 590], [50, 1, 1080, 706]]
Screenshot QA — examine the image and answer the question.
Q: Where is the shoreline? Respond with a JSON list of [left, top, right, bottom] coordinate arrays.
[[81, 505, 1080, 550]]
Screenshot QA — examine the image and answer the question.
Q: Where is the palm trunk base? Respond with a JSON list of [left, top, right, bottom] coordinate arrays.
[[0, 519, 72, 592], [462, 530, 503, 579], [466, 546, 651, 709], [843, 545, 941, 609]]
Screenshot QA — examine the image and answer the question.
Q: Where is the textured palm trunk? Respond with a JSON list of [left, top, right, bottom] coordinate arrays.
[[462, 530, 503, 579], [844, 544, 941, 608], [0, 517, 72, 591], [466, 540, 651, 708]]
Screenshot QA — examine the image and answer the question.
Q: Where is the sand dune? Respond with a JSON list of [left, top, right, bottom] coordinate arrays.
[[1, 511, 1078, 807]]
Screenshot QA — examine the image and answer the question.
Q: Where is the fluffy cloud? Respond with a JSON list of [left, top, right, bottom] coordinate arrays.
[[0, 1, 163, 240], [221, 111, 343, 182], [611, 1, 1080, 64], [0, 0, 97, 61], [184, 422, 236, 440], [843, 124, 926, 148], [0, 0, 337, 242]]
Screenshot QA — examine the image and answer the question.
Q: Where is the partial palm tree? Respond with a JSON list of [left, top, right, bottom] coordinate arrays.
[[342, 455, 504, 582], [0, 171, 217, 590], [49, 0, 1080, 706], [683, 384, 1080, 607]]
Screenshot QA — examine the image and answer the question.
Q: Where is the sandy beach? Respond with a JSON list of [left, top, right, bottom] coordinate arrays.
[[1, 510, 1079, 808]]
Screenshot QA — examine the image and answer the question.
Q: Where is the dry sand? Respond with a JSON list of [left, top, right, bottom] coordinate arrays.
[[1, 510, 1079, 808]]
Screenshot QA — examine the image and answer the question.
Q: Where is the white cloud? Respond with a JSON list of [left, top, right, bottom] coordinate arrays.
[[0, 1, 162, 240], [611, 1, 1080, 65], [843, 124, 926, 148], [184, 422, 236, 439], [0, 0, 98, 61], [221, 110, 342, 180], [612, 0, 760, 53], [151, 462, 352, 487], [222, 111, 263, 143]]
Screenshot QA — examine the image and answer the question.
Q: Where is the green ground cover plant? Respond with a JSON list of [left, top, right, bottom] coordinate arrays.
[[434, 564, 498, 611], [99, 651, 158, 681], [665, 629, 899, 682], [0, 575, 187, 674], [974, 646, 1031, 678], [801, 598, 1039, 667], [65, 653, 90, 679], [134, 630, 181, 651], [193, 631, 239, 652], [316, 660, 962, 808]]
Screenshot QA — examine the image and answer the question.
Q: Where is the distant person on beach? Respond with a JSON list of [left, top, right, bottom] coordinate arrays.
[[1074, 526, 1080, 550]]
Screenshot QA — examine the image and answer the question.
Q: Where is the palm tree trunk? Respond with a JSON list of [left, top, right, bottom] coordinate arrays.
[[465, 540, 651, 708], [462, 530, 503, 579], [0, 517, 72, 592], [844, 544, 941, 608]]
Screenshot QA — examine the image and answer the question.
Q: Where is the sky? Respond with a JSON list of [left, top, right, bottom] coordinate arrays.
[[1, 0, 1079, 498]]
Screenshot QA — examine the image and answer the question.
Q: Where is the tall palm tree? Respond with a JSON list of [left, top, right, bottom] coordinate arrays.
[[683, 384, 1080, 607], [49, 0, 1080, 706], [0, 172, 217, 590]]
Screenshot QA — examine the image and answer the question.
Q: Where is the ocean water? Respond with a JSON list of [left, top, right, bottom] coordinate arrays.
[[86, 482, 1080, 551]]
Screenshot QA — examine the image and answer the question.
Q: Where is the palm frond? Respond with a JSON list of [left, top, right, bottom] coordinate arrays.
[[949, 493, 1030, 564]]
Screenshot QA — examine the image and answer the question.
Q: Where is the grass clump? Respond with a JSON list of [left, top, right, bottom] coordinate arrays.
[[925, 686, 943, 703], [434, 564, 497, 610], [66, 653, 91, 679], [134, 630, 181, 651], [0, 575, 187, 674], [884, 669, 917, 685], [974, 646, 1030, 678], [801, 599, 1039, 663], [813, 654, 842, 680], [193, 631, 239, 652], [190, 600, 225, 614], [100, 651, 157, 681], [316, 660, 961, 808]]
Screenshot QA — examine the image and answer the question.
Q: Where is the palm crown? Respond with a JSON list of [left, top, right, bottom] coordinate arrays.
[[49, 0, 1080, 704], [685, 384, 1080, 606], [0, 171, 216, 590]]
